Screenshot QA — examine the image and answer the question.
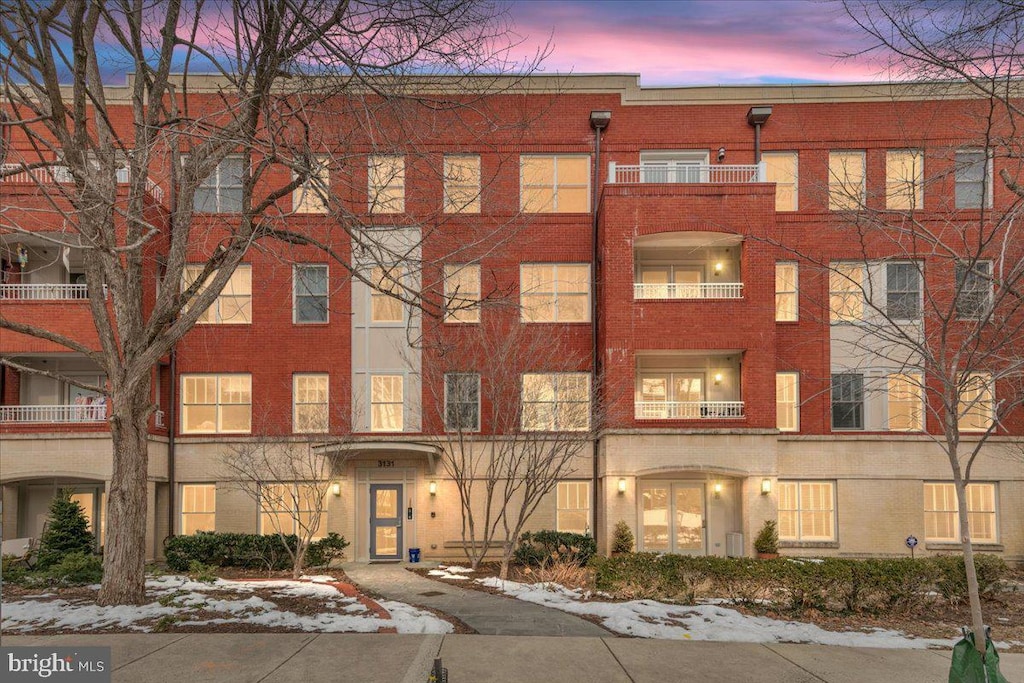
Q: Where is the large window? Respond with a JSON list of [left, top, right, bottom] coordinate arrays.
[[829, 263, 864, 322], [521, 373, 591, 431], [445, 373, 480, 432], [293, 157, 329, 214], [886, 149, 924, 210], [194, 155, 243, 213], [888, 372, 924, 431], [370, 266, 404, 323], [520, 155, 589, 213], [924, 483, 997, 542], [259, 483, 325, 540], [293, 374, 329, 433], [778, 481, 836, 541], [556, 481, 591, 534], [955, 150, 991, 209], [958, 372, 994, 432], [763, 151, 798, 211], [886, 262, 921, 320], [444, 264, 481, 323], [520, 263, 590, 323], [831, 373, 864, 430], [371, 374, 404, 432], [368, 155, 405, 213], [181, 374, 251, 434], [294, 265, 328, 323], [444, 155, 481, 213], [775, 262, 798, 321], [182, 264, 252, 324], [828, 151, 865, 210], [636, 372, 704, 419], [776, 372, 800, 432], [955, 261, 992, 319], [181, 484, 216, 535]]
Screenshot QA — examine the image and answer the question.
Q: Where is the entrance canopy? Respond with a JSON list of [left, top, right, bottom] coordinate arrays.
[[313, 441, 442, 474]]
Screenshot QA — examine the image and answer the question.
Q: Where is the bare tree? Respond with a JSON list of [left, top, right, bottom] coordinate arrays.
[[0, 0, 544, 604]]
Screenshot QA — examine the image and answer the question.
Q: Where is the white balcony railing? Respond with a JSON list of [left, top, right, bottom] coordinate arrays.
[[610, 162, 766, 184], [634, 282, 743, 300], [635, 401, 745, 420], [0, 284, 90, 301], [1, 164, 164, 202], [0, 404, 107, 423]]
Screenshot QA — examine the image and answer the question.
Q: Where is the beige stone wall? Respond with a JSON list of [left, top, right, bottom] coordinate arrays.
[[0, 434, 169, 482]]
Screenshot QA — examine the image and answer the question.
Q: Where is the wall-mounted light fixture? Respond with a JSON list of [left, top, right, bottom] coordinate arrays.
[[331, 482, 341, 497], [618, 478, 627, 494], [761, 478, 772, 495], [714, 262, 724, 276], [714, 373, 724, 385], [713, 482, 723, 499], [717, 147, 726, 162], [429, 481, 438, 496]]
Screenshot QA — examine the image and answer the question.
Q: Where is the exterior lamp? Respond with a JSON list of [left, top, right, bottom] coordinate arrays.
[[589, 110, 612, 130], [429, 481, 438, 496], [761, 478, 772, 495], [714, 262, 724, 275], [618, 478, 627, 494], [331, 482, 341, 497], [713, 482, 723, 498], [714, 373, 723, 385]]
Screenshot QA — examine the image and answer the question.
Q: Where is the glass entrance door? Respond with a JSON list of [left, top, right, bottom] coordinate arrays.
[[369, 484, 403, 560], [640, 482, 705, 554]]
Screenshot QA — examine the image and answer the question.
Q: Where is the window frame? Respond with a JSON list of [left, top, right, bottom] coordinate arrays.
[[193, 154, 244, 214], [924, 482, 997, 543], [776, 372, 800, 432], [370, 374, 404, 432], [954, 149, 993, 210], [180, 373, 252, 434], [955, 260, 993, 320], [775, 261, 798, 322], [519, 154, 591, 214], [259, 483, 326, 540], [444, 372, 481, 432], [885, 149, 924, 210], [831, 373, 864, 431], [777, 480, 837, 542], [180, 483, 216, 535], [556, 481, 591, 534], [444, 263, 481, 323], [293, 264, 329, 324], [958, 372, 995, 432], [829, 263, 865, 323], [370, 266, 405, 324], [443, 154, 481, 214], [182, 264, 252, 325], [293, 373, 329, 434], [828, 150, 866, 211], [368, 154, 405, 214], [886, 262, 922, 321], [762, 151, 799, 211], [292, 156, 330, 214], [521, 372, 592, 432], [887, 372, 924, 432], [520, 263, 591, 323]]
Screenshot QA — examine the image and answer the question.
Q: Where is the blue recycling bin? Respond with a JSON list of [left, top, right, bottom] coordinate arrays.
[[409, 547, 421, 563]]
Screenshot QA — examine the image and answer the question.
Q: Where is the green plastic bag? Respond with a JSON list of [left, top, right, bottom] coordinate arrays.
[[948, 629, 1008, 683]]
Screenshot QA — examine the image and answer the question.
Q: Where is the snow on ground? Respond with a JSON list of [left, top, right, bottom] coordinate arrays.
[[478, 577, 960, 649], [2, 575, 452, 635]]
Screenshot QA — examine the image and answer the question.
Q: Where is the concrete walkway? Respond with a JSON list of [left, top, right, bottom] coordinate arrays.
[[343, 562, 609, 636], [4, 634, 1022, 683]]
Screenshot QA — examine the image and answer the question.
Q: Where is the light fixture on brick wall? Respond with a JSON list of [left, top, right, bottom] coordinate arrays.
[[617, 478, 627, 494], [761, 478, 772, 495], [331, 482, 341, 497], [713, 482, 723, 498], [714, 372, 723, 385], [429, 481, 437, 496]]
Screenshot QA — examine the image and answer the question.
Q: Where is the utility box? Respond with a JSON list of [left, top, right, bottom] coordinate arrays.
[[726, 533, 745, 558]]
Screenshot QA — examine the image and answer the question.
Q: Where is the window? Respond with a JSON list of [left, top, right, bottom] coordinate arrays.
[[444, 155, 481, 213], [521, 373, 591, 431], [259, 483, 326, 540], [294, 265, 328, 323], [444, 264, 481, 323], [829, 263, 864, 322], [958, 372, 994, 432], [831, 373, 864, 430], [445, 373, 480, 432], [182, 264, 252, 324], [371, 374, 403, 432], [778, 481, 836, 541], [520, 155, 589, 213], [763, 151, 798, 211], [828, 151, 865, 210], [924, 483, 997, 542], [955, 150, 991, 209], [775, 262, 798, 321], [194, 155, 243, 213], [293, 157, 329, 214], [888, 372, 924, 431], [181, 484, 216, 535], [556, 481, 591, 534], [181, 374, 251, 434], [886, 149, 924, 210], [776, 372, 800, 432], [294, 374, 329, 433], [636, 372, 704, 419], [370, 266, 404, 323], [886, 262, 921, 319], [520, 263, 590, 323], [956, 261, 992, 319], [368, 155, 404, 213]]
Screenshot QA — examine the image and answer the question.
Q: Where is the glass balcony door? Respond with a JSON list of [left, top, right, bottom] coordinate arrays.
[[640, 482, 706, 554]]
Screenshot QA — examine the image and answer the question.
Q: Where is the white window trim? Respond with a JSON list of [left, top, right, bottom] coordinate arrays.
[[444, 372, 481, 432], [887, 372, 924, 432], [180, 373, 252, 434], [955, 260, 993, 320], [831, 372, 864, 431], [180, 483, 216, 535], [183, 264, 252, 325], [292, 156, 330, 214], [521, 372, 592, 432], [556, 480, 592, 535], [193, 154, 245, 213], [924, 482, 998, 543], [519, 263, 592, 323], [258, 483, 326, 539], [293, 373, 329, 434], [293, 264, 329, 324], [829, 262, 865, 324], [443, 154, 481, 214], [954, 148, 994, 210], [778, 480, 836, 542], [775, 261, 799, 322], [369, 266, 406, 325], [885, 149, 924, 210], [368, 154, 405, 214], [776, 372, 800, 432], [828, 150, 866, 211], [763, 151, 799, 211], [885, 261, 923, 322], [444, 263, 482, 323], [958, 372, 995, 433], [369, 373, 405, 432], [519, 154, 591, 213]]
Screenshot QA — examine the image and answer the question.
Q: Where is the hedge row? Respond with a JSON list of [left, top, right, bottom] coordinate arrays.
[[164, 532, 349, 572], [514, 531, 597, 567], [593, 553, 1007, 614]]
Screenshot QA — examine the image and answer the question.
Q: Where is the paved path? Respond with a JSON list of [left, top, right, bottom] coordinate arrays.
[[342, 562, 609, 636], [4, 634, 1022, 683]]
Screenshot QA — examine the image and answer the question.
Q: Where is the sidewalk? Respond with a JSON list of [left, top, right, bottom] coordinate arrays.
[[343, 563, 609, 636], [4, 633, 1022, 682]]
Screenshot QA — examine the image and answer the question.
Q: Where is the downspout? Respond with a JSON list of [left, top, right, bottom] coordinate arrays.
[[166, 149, 178, 545]]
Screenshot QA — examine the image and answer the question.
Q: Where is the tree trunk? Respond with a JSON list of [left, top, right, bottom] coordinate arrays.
[[954, 479, 988, 655], [97, 388, 151, 606]]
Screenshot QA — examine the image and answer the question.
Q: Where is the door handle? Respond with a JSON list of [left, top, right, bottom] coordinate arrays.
[[396, 521, 402, 528]]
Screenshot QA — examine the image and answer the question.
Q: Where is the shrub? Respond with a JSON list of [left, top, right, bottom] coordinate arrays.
[[514, 531, 597, 567], [1, 555, 29, 585], [187, 560, 217, 583], [932, 554, 1007, 604], [36, 490, 96, 569], [611, 521, 634, 554], [306, 533, 350, 568], [753, 520, 778, 555], [164, 532, 350, 572], [43, 552, 103, 586]]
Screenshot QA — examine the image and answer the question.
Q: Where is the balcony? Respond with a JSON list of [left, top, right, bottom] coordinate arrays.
[[0, 355, 108, 427], [610, 162, 766, 185], [634, 352, 744, 421], [1, 238, 101, 302], [635, 401, 745, 420], [0, 404, 107, 424], [633, 282, 743, 300], [634, 232, 743, 301], [0, 163, 164, 202], [1, 284, 91, 300]]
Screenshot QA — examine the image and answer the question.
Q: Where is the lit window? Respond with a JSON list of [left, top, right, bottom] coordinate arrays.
[[955, 150, 991, 209], [924, 482, 996, 542], [778, 481, 836, 541], [956, 261, 992, 319], [368, 155, 404, 213], [958, 372, 994, 432], [370, 266, 404, 323], [444, 373, 480, 431], [182, 264, 252, 324], [444, 264, 481, 323], [444, 155, 481, 213], [293, 157, 329, 214], [888, 372, 924, 431], [763, 151, 798, 211], [776, 372, 799, 432], [181, 484, 216, 535], [181, 374, 251, 434], [886, 149, 923, 210], [775, 262, 798, 321], [829, 263, 864, 322], [520, 155, 590, 213], [831, 373, 863, 430], [294, 374, 329, 433], [194, 155, 243, 213], [635, 372, 704, 419], [259, 483, 326, 540], [556, 481, 591, 534], [521, 373, 591, 431], [828, 151, 865, 210], [886, 263, 921, 320], [371, 375, 404, 432], [294, 265, 328, 323], [520, 263, 590, 323]]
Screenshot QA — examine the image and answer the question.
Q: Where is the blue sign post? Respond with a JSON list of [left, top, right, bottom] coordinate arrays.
[[906, 534, 918, 559]]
